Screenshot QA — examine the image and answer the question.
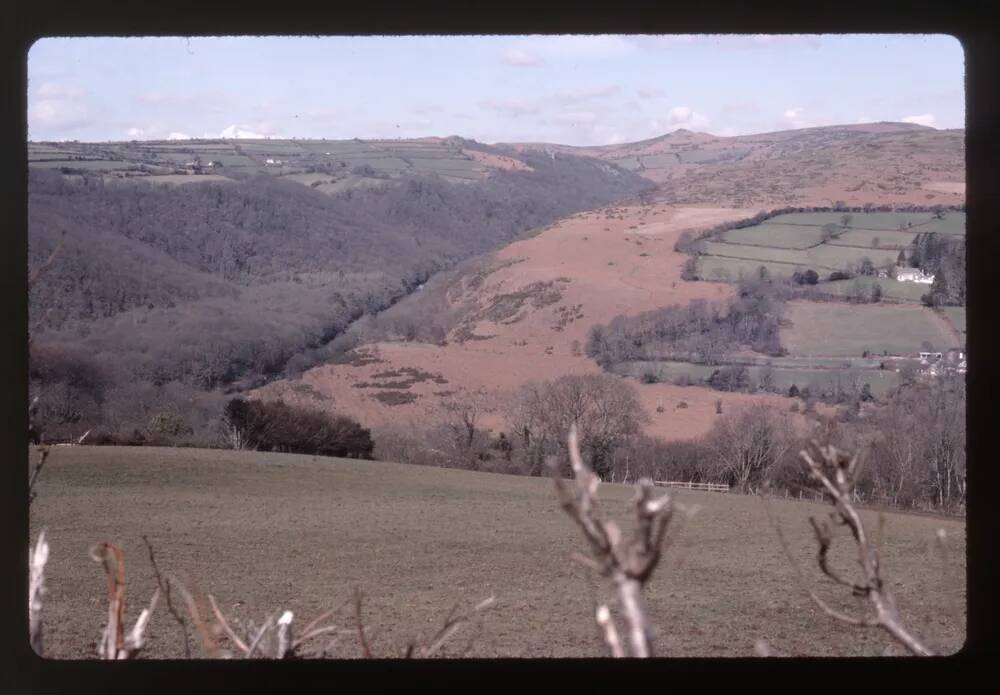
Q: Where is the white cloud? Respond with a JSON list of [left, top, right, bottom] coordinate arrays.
[[28, 81, 92, 135], [126, 127, 146, 138], [902, 113, 936, 128], [501, 35, 635, 67], [636, 87, 665, 99], [854, 116, 877, 124], [219, 124, 269, 139], [167, 132, 192, 140], [29, 98, 91, 132], [34, 81, 85, 99], [666, 106, 710, 130], [502, 47, 543, 67], [783, 107, 805, 120], [479, 98, 542, 116]]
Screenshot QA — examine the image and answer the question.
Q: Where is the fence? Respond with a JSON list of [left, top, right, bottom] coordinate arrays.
[[654, 480, 730, 493]]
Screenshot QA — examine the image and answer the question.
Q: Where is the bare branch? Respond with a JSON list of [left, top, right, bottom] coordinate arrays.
[[141, 535, 191, 658], [172, 576, 225, 658], [353, 588, 372, 658], [89, 542, 159, 659], [29, 531, 49, 655], [245, 614, 274, 658], [28, 446, 49, 507], [207, 594, 250, 655], [551, 423, 676, 657], [782, 442, 935, 655], [416, 595, 496, 658], [596, 605, 625, 657]]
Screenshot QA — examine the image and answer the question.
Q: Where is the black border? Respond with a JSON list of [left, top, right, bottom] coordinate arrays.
[[4, 1, 998, 691]]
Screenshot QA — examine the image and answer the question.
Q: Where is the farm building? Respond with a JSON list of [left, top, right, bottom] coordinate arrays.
[[919, 351, 943, 364], [920, 348, 966, 377], [894, 266, 935, 284]]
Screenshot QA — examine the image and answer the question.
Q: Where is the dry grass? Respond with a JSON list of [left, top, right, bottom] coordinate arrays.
[[30, 445, 965, 658]]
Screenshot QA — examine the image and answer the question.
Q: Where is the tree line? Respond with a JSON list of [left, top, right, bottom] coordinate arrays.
[[28, 155, 649, 443], [372, 372, 965, 513], [585, 278, 786, 370]]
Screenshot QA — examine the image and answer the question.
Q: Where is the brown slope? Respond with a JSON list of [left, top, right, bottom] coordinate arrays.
[[503, 123, 964, 208], [254, 202, 801, 442]]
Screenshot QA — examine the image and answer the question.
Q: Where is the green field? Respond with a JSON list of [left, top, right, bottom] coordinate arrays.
[[27, 139, 492, 188], [781, 301, 959, 357], [766, 211, 937, 230], [29, 446, 964, 658], [701, 242, 898, 276], [698, 210, 964, 282], [722, 223, 826, 249], [941, 306, 966, 338], [827, 228, 918, 249], [697, 256, 804, 282], [616, 360, 901, 398], [820, 276, 929, 303]]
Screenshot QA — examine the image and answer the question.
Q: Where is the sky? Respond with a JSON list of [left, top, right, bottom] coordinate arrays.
[[27, 34, 965, 146]]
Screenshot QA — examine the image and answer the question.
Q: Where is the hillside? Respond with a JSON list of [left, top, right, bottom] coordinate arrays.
[[255, 201, 807, 442], [29, 446, 965, 658], [504, 123, 965, 207], [28, 142, 649, 441], [252, 124, 964, 447]]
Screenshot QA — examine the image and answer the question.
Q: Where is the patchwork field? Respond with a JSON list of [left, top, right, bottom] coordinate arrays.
[[820, 276, 930, 303], [614, 360, 902, 399], [696, 210, 964, 295], [29, 446, 965, 658], [780, 301, 960, 357], [26, 138, 523, 192], [697, 210, 964, 281]]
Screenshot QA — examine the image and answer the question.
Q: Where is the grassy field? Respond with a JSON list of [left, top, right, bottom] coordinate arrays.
[[941, 306, 966, 339], [698, 211, 964, 282], [721, 223, 825, 249], [616, 360, 901, 398], [29, 446, 964, 658], [781, 301, 959, 357], [27, 139, 491, 188], [819, 276, 929, 303], [766, 211, 937, 229]]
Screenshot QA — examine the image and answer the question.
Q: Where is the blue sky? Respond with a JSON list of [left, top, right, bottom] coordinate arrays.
[[27, 34, 965, 145]]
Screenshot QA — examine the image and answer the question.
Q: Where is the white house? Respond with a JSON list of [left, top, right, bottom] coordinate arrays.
[[265, 158, 283, 166], [894, 266, 935, 284]]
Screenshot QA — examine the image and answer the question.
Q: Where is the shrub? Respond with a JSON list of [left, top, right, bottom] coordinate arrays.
[[222, 398, 373, 459]]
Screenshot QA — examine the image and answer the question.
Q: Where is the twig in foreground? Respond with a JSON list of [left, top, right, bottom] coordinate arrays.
[[550, 423, 680, 657], [767, 441, 935, 656]]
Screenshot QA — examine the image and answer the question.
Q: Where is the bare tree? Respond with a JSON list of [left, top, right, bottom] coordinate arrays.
[[706, 403, 791, 493], [512, 374, 648, 480], [771, 441, 935, 656], [551, 424, 690, 657]]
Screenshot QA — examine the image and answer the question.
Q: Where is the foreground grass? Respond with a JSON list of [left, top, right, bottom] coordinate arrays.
[[29, 446, 965, 658]]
